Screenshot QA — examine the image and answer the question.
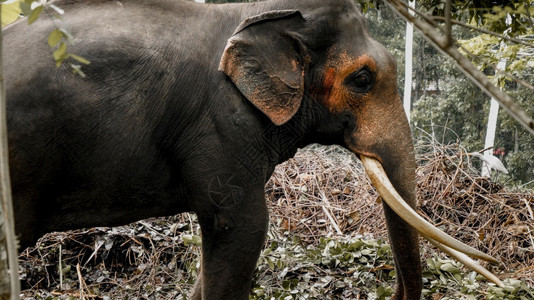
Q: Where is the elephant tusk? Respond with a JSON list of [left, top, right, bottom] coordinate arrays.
[[425, 236, 504, 287], [360, 156, 498, 263]]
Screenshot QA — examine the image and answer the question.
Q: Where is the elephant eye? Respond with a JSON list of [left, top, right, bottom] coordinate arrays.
[[345, 67, 374, 93]]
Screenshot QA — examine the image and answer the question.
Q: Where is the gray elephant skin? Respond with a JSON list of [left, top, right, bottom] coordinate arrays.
[[4, 0, 422, 299]]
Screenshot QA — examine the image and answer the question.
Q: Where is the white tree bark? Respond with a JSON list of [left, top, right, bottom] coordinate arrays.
[[403, 0, 415, 122], [482, 60, 507, 177]]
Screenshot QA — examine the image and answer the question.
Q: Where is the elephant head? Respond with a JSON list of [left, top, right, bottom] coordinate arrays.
[[219, 0, 500, 298]]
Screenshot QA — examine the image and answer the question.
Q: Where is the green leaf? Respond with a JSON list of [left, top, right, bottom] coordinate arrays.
[[181, 234, 202, 246], [53, 41, 67, 65], [376, 285, 385, 297], [19, 1, 31, 15], [440, 262, 460, 274], [191, 235, 202, 245], [1, 0, 22, 27], [267, 257, 274, 269], [48, 29, 63, 48], [68, 54, 90, 65], [27, 5, 42, 24]]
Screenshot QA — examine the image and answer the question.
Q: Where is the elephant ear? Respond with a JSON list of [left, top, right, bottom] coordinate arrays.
[[219, 10, 306, 125]]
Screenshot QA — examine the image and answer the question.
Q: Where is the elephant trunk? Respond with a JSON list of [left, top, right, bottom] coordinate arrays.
[[345, 104, 423, 296], [346, 95, 502, 287]]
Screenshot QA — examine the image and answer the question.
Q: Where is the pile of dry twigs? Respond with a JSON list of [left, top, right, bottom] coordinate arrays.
[[415, 143, 533, 283], [266, 145, 384, 242], [18, 216, 201, 299]]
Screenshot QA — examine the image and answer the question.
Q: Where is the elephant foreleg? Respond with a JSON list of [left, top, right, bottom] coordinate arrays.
[[191, 197, 268, 300]]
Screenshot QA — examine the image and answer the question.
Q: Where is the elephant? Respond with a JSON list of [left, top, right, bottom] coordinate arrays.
[[4, 0, 499, 299]]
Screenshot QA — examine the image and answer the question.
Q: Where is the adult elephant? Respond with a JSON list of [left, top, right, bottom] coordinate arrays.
[[4, 0, 498, 299]]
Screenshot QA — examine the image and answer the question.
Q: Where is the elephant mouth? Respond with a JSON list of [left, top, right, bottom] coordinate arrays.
[[360, 155, 504, 287]]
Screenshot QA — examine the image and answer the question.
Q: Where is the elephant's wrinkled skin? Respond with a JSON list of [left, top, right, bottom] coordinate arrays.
[[5, 0, 421, 298]]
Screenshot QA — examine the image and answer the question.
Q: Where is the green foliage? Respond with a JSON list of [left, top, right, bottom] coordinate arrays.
[[482, 4, 533, 37], [495, 85, 534, 186], [357, 0, 380, 13], [52, 40, 67, 64], [181, 233, 202, 246], [457, 25, 533, 186], [47, 26, 90, 73], [251, 234, 398, 299], [26, 3, 42, 24], [47, 28, 63, 47], [459, 33, 532, 82], [1, 0, 22, 27], [412, 0, 532, 36], [355, 0, 533, 36], [411, 77, 488, 150], [459, 34, 501, 67], [363, 6, 408, 90], [247, 230, 534, 299], [423, 257, 534, 299]]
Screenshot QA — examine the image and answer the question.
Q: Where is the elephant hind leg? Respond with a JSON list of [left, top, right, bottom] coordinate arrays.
[[190, 197, 269, 300]]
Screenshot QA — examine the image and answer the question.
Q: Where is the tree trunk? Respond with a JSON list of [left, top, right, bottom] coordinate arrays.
[[402, 0, 415, 121], [482, 60, 507, 177], [0, 5, 21, 299]]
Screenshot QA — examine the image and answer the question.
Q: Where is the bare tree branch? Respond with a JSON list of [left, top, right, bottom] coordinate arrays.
[[384, 0, 534, 136]]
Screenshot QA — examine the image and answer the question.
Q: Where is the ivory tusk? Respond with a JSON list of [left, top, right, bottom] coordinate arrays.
[[360, 156, 498, 263], [425, 236, 504, 287]]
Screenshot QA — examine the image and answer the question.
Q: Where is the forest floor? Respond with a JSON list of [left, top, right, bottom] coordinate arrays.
[[18, 143, 534, 299]]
